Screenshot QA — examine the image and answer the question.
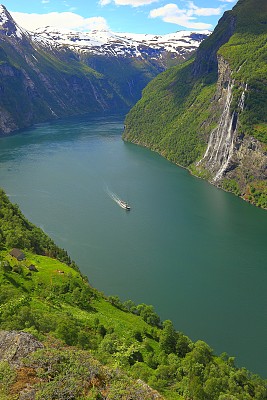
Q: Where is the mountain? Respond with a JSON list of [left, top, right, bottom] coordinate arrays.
[[31, 26, 208, 63], [123, 0, 267, 209], [0, 188, 266, 399], [0, 4, 209, 135]]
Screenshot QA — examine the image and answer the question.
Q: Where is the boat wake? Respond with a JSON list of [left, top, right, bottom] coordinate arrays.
[[105, 187, 130, 210]]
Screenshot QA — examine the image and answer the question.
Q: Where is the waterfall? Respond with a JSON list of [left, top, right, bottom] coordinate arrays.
[[198, 82, 247, 181]]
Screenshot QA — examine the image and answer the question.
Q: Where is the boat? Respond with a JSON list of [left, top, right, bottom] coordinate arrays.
[[118, 199, 130, 210]]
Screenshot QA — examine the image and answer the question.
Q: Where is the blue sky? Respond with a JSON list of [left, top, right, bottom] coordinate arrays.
[[3, 0, 238, 34]]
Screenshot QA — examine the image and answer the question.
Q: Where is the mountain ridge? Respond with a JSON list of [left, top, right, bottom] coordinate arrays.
[[31, 26, 209, 62]]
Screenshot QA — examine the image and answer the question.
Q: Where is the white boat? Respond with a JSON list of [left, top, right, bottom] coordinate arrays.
[[118, 200, 130, 210]]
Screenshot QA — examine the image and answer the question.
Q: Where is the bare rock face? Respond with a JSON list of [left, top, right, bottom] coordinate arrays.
[[0, 331, 43, 366], [197, 56, 241, 181], [197, 54, 267, 197], [226, 134, 267, 188]]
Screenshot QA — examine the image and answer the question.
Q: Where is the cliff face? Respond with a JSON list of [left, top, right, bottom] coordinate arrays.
[[197, 56, 267, 195], [195, 0, 267, 206], [192, 11, 236, 79], [0, 28, 128, 134], [124, 0, 267, 208]]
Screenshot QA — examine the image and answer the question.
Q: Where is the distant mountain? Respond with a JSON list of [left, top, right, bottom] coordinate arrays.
[[0, 4, 209, 135], [123, 0, 267, 209], [31, 27, 209, 62]]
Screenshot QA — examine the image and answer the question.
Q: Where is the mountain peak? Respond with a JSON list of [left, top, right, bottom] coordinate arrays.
[[0, 4, 24, 39], [0, 4, 7, 12]]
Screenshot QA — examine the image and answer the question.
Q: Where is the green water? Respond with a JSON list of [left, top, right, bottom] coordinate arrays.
[[0, 114, 266, 376]]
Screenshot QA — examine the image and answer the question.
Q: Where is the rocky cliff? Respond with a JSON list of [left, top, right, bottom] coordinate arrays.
[[197, 55, 266, 200], [124, 0, 267, 208], [195, 0, 267, 206]]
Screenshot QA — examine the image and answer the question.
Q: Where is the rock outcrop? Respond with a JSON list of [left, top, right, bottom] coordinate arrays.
[[0, 330, 43, 366]]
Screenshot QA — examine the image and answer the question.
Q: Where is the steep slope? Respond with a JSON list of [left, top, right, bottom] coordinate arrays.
[[0, 4, 209, 135], [0, 189, 267, 399], [123, 0, 267, 209], [0, 5, 127, 135]]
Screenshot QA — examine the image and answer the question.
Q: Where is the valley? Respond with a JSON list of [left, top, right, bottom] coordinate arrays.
[[0, 0, 267, 398], [0, 4, 208, 135]]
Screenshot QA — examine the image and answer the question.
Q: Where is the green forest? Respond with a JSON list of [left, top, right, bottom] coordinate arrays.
[[0, 190, 266, 399]]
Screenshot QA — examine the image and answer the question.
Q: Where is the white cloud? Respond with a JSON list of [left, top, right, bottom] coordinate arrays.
[[41, 0, 50, 3], [99, 0, 112, 5], [99, 0, 159, 7], [187, 1, 222, 16], [10, 11, 109, 32], [149, 3, 215, 29], [192, 8, 221, 16]]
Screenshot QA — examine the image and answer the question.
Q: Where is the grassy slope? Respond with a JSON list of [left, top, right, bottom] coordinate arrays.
[[0, 250, 176, 399], [123, 0, 267, 208], [0, 190, 266, 399], [0, 252, 160, 398], [1, 251, 267, 399]]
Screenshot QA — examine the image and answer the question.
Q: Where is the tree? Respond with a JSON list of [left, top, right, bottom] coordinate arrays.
[[176, 332, 191, 357], [56, 318, 78, 345], [159, 320, 177, 354], [136, 304, 161, 326]]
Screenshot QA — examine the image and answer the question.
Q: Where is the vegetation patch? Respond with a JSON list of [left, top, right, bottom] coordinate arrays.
[[244, 180, 267, 209], [221, 178, 241, 196]]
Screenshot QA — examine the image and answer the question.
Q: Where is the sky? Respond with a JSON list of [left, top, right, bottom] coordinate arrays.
[[2, 0, 238, 34]]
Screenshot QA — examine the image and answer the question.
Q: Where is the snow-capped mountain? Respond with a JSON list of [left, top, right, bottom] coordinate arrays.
[[31, 27, 210, 61], [0, 4, 210, 135], [0, 4, 26, 39], [0, 2, 210, 66]]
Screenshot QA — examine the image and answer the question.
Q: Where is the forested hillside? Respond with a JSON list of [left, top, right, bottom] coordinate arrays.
[[123, 0, 267, 209]]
